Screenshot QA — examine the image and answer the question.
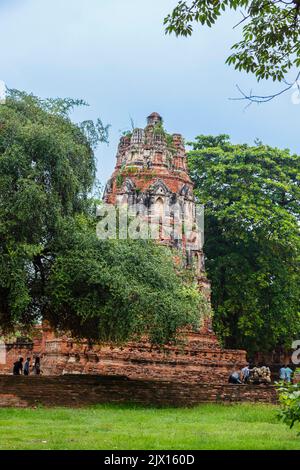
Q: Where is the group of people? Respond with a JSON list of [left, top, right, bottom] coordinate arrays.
[[228, 364, 252, 384], [229, 363, 295, 385], [13, 356, 41, 376], [228, 364, 272, 385]]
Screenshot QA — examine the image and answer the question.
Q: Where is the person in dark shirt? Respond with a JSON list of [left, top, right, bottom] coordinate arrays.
[[23, 357, 31, 376], [13, 357, 24, 375]]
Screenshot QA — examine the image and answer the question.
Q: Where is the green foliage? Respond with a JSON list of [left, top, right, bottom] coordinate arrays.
[[124, 166, 138, 175], [153, 122, 165, 136], [151, 123, 177, 154], [80, 119, 110, 149], [116, 172, 124, 188], [165, 133, 177, 155], [0, 89, 99, 331], [121, 130, 132, 138], [0, 89, 205, 344], [47, 218, 204, 345], [277, 380, 300, 431], [187, 134, 230, 150], [164, 1, 300, 83], [188, 135, 300, 354]]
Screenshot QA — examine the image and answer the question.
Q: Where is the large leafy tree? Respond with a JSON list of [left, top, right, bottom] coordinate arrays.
[[188, 135, 300, 354], [47, 218, 204, 344], [0, 89, 102, 331], [0, 90, 205, 344], [165, 1, 300, 101]]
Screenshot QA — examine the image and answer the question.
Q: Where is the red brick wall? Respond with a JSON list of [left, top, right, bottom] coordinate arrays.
[[0, 375, 278, 408], [0, 330, 248, 384], [40, 332, 247, 384]]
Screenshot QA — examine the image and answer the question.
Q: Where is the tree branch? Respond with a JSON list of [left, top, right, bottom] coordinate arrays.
[[229, 71, 300, 104]]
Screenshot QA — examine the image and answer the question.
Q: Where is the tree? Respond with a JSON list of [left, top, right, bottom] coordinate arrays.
[[0, 89, 108, 328], [47, 217, 205, 345], [0, 90, 206, 344], [188, 134, 300, 354], [164, 1, 300, 102]]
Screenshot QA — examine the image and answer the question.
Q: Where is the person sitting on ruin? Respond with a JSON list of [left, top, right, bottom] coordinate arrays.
[[23, 357, 31, 376], [228, 370, 243, 384], [32, 356, 41, 375], [13, 357, 24, 376]]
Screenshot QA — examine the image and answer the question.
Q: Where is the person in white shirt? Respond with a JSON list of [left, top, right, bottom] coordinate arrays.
[[241, 364, 251, 383]]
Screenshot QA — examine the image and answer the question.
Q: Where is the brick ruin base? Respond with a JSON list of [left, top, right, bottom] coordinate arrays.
[[0, 375, 277, 408], [0, 326, 247, 385]]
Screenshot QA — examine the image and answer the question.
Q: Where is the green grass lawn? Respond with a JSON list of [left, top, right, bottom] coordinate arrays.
[[0, 403, 299, 450]]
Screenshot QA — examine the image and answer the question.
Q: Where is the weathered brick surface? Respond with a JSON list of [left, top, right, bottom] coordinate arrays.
[[0, 375, 277, 408], [39, 330, 247, 384], [0, 330, 247, 384], [0, 326, 248, 384]]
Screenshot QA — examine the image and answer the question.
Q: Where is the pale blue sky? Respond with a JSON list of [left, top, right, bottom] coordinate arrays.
[[0, 0, 299, 185]]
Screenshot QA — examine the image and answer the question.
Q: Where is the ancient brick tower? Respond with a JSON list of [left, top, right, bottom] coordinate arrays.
[[0, 113, 247, 382], [103, 112, 211, 300]]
